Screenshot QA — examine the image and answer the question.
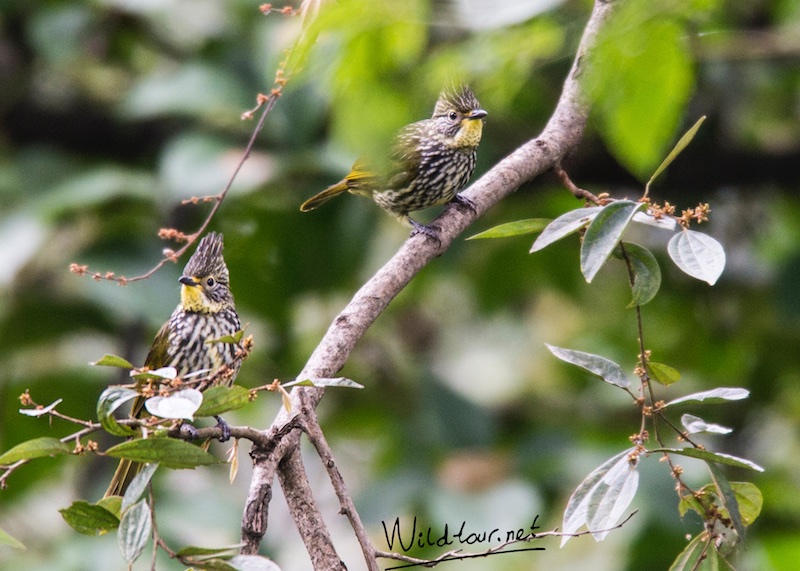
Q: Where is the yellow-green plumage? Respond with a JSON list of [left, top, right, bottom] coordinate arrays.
[[105, 232, 241, 497], [300, 86, 487, 236]]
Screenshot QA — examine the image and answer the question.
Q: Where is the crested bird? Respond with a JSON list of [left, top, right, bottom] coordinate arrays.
[[300, 86, 487, 238], [105, 231, 242, 497]]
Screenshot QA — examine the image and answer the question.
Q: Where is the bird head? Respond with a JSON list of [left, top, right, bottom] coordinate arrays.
[[431, 86, 487, 149], [179, 232, 234, 314]]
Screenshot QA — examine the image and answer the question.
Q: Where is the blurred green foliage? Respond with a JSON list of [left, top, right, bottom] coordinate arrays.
[[1, 0, 800, 569]]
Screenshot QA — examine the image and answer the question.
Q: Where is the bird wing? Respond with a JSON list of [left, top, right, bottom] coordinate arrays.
[[387, 123, 424, 190], [144, 320, 170, 369]]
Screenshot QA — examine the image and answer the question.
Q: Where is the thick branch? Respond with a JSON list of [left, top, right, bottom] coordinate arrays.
[[277, 446, 347, 570], [242, 0, 618, 565]]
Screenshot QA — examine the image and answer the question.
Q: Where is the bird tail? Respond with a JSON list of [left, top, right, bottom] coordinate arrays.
[[105, 458, 141, 498], [104, 394, 146, 498], [300, 166, 374, 212], [300, 180, 350, 212]]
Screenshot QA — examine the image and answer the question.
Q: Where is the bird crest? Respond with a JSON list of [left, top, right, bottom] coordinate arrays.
[[180, 232, 233, 313], [184, 232, 229, 284], [433, 86, 481, 118]]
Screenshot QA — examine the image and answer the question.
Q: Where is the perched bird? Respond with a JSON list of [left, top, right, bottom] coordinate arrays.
[[300, 86, 487, 237], [105, 231, 242, 497]]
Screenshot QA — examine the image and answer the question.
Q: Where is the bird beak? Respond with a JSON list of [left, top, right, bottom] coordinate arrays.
[[468, 109, 487, 120], [179, 276, 200, 287]]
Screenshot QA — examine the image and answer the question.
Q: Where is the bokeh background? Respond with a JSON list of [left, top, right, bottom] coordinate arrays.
[[1, 0, 798, 569]]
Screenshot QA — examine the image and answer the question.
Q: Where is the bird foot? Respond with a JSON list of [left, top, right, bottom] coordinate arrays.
[[214, 415, 232, 442], [179, 422, 200, 440], [452, 194, 477, 214], [409, 218, 441, 241]]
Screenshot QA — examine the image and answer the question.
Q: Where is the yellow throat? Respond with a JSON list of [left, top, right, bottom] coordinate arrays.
[[453, 117, 484, 148], [181, 279, 212, 313]]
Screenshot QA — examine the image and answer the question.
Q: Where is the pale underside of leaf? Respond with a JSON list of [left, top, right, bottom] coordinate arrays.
[[561, 448, 639, 547], [530, 206, 603, 252], [667, 229, 726, 285]]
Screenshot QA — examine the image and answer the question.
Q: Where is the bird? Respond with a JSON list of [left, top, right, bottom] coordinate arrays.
[[105, 231, 242, 497], [300, 86, 487, 238]]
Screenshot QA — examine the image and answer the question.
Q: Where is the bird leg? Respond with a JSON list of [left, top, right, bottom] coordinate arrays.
[[178, 422, 200, 440], [408, 218, 441, 241], [213, 415, 232, 442], [175, 417, 231, 442]]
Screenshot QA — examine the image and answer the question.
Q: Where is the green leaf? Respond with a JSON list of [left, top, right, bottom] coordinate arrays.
[[708, 461, 745, 539], [730, 482, 763, 526], [668, 230, 726, 285], [90, 354, 134, 369], [467, 218, 551, 240], [647, 116, 706, 192], [530, 207, 602, 252], [681, 481, 763, 527], [19, 398, 63, 417], [118, 499, 151, 565], [130, 366, 177, 381], [653, 447, 764, 472], [678, 493, 704, 519], [285, 377, 365, 389], [145, 388, 203, 420], [587, 13, 694, 177], [669, 534, 731, 571], [189, 558, 239, 571], [188, 560, 238, 571], [0, 526, 25, 550], [176, 544, 243, 557], [581, 201, 646, 283], [623, 242, 661, 307], [665, 387, 749, 407], [649, 362, 681, 386], [96, 495, 122, 519], [59, 501, 120, 535], [96, 386, 139, 437], [195, 385, 251, 417], [122, 463, 159, 512], [680, 414, 732, 435], [206, 329, 245, 345], [105, 438, 222, 469], [546, 344, 630, 389], [0, 437, 71, 464], [561, 448, 639, 546]]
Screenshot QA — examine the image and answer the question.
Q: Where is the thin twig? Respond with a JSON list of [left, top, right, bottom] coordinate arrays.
[[553, 163, 605, 204], [68, 0, 317, 286], [300, 408, 379, 571], [70, 93, 280, 285], [620, 245, 704, 510]]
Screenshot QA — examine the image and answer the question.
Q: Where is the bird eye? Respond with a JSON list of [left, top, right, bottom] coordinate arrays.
[[206, 277, 215, 287], [448, 111, 458, 121]]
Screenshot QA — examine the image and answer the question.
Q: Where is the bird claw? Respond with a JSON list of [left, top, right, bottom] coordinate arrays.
[[453, 194, 477, 214], [179, 423, 200, 440], [214, 415, 232, 442], [409, 219, 441, 241]]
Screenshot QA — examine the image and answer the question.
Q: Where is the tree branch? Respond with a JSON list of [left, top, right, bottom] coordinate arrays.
[[302, 406, 380, 571], [277, 445, 347, 570], [241, 0, 618, 566]]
